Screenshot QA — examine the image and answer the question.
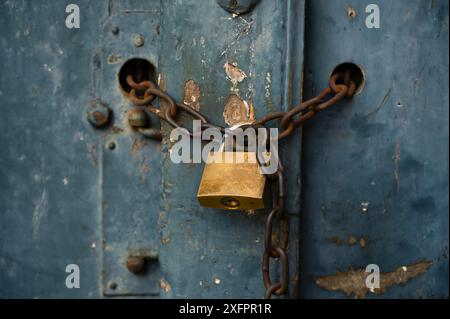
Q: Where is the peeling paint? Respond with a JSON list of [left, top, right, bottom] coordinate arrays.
[[183, 79, 201, 111], [223, 94, 255, 126], [224, 62, 247, 86], [316, 261, 433, 298]]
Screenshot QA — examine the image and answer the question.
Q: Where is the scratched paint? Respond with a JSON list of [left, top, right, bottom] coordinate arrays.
[[32, 189, 48, 239]]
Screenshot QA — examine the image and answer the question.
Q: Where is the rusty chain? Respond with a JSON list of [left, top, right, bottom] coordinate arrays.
[[124, 71, 355, 299]]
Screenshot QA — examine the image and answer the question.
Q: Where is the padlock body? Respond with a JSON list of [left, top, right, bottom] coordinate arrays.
[[197, 152, 266, 210]]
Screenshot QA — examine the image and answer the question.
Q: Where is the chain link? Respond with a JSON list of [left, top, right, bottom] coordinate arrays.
[[124, 71, 355, 299]]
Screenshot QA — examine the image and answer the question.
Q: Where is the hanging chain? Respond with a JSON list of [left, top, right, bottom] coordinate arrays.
[[124, 71, 355, 299]]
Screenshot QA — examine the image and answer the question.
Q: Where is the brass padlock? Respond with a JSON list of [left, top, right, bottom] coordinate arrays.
[[197, 138, 267, 211]]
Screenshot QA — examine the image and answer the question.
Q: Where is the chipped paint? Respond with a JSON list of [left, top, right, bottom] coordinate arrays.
[[361, 201, 370, 213], [264, 72, 272, 98], [224, 62, 247, 86], [107, 54, 122, 64], [316, 261, 433, 298], [183, 79, 201, 111], [161, 235, 171, 245], [329, 236, 368, 248], [264, 71, 276, 113], [223, 94, 255, 126], [160, 278, 172, 293]]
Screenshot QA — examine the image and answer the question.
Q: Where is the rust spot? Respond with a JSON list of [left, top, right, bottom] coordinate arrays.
[[161, 236, 171, 245], [359, 237, 367, 248], [329, 236, 368, 248], [111, 126, 124, 134], [107, 54, 122, 64], [347, 6, 357, 19], [223, 94, 255, 126], [92, 111, 108, 126], [224, 62, 247, 85], [347, 236, 357, 246], [86, 144, 97, 167], [183, 79, 201, 111], [160, 278, 172, 293], [316, 261, 432, 298]]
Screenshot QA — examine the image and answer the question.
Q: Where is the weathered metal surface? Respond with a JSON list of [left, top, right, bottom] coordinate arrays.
[[315, 260, 433, 299], [0, 0, 305, 298], [155, 0, 304, 298], [0, 0, 109, 298], [86, 100, 111, 128], [99, 3, 162, 296], [300, 0, 449, 298], [0, 0, 447, 299]]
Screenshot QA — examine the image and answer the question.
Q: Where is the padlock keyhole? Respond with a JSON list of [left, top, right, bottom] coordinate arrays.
[[221, 197, 241, 210]]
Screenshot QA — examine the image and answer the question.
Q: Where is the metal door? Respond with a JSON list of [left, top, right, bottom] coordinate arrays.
[[0, 0, 304, 298], [0, 0, 448, 299]]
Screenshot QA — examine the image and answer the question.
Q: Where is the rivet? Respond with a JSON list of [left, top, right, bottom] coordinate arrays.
[[126, 256, 146, 274], [128, 108, 148, 128]]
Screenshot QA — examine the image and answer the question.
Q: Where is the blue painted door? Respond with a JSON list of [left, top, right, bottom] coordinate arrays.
[[0, 0, 448, 299]]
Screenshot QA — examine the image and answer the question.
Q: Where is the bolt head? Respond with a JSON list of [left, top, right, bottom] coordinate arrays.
[[87, 101, 110, 128], [128, 108, 148, 128], [126, 256, 146, 274]]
